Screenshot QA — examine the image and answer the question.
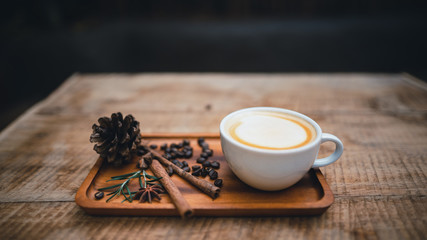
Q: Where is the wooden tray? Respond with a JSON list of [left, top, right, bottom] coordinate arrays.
[[75, 133, 334, 216]]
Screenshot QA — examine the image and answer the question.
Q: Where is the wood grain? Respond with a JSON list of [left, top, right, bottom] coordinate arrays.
[[0, 73, 426, 239], [1, 197, 426, 240]]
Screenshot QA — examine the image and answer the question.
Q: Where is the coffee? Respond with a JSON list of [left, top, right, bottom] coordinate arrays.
[[220, 107, 343, 190], [224, 111, 316, 150]]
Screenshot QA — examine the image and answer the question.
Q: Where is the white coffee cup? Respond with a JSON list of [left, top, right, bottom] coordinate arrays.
[[220, 107, 343, 191]]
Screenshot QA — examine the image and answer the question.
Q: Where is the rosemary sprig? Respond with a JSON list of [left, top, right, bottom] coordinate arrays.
[[103, 170, 141, 202], [98, 170, 162, 203]]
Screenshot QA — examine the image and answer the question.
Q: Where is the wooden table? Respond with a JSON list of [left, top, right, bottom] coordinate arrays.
[[1, 73, 426, 239]]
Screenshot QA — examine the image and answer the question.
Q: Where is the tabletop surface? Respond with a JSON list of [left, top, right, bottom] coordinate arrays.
[[1, 73, 426, 239]]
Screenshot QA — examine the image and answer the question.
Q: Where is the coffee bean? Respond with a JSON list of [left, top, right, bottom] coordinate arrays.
[[182, 161, 188, 167], [167, 165, 174, 176], [197, 157, 206, 163], [169, 153, 177, 160], [192, 165, 201, 171], [201, 168, 208, 177], [171, 147, 178, 153], [179, 161, 186, 168], [206, 168, 216, 175], [149, 144, 158, 149], [192, 168, 201, 176], [184, 151, 193, 158], [183, 146, 193, 152], [204, 149, 213, 157], [183, 139, 190, 146], [198, 137, 205, 145], [201, 142, 209, 149], [209, 170, 218, 180], [160, 143, 167, 150], [182, 166, 191, 172], [175, 151, 184, 158], [177, 143, 183, 148], [200, 152, 209, 158], [170, 143, 177, 148], [211, 161, 220, 169], [165, 147, 171, 153], [95, 191, 104, 200], [202, 161, 211, 168], [163, 153, 171, 160], [214, 179, 223, 187], [172, 159, 183, 168]]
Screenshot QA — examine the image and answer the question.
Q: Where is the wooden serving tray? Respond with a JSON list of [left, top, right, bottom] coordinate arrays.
[[75, 133, 334, 216]]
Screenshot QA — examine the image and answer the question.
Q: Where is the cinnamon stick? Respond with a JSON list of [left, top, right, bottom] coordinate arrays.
[[150, 159, 193, 218], [147, 148, 221, 199]]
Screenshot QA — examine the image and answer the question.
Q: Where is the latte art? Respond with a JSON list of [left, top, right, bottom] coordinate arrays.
[[226, 111, 316, 150]]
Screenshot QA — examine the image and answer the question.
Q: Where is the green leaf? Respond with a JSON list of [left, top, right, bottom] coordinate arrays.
[[121, 188, 131, 202], [126, 185, 133, 202], [143, 170, 147, 188], [106, 191, 119, 202], [106, 178, 125, 182], [98, 183, 122, 191], [106, 191, 118, 196], [145, 173, 160, 180]]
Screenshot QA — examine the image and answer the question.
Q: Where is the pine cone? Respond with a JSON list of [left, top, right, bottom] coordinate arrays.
[[90, 112, 142, 167]]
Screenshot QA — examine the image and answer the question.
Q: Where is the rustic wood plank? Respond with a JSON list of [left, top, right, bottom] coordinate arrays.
[[0, 73, 426, 239], [0, 197, 426, 240]]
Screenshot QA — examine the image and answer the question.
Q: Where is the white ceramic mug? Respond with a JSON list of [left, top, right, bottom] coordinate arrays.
[[220, 107, 343, 191]]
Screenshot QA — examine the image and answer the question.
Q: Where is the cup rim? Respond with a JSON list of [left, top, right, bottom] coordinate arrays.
[[219, 107, 322, 154]]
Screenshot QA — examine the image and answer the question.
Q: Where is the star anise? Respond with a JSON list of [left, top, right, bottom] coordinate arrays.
[[134, 185, 164, 203]]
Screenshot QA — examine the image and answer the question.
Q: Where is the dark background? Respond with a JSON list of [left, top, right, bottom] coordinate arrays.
[[1, 0, 427, 131]]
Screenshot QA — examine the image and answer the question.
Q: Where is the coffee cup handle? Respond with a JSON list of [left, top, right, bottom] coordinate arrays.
[[312, 133, 344, 168]]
